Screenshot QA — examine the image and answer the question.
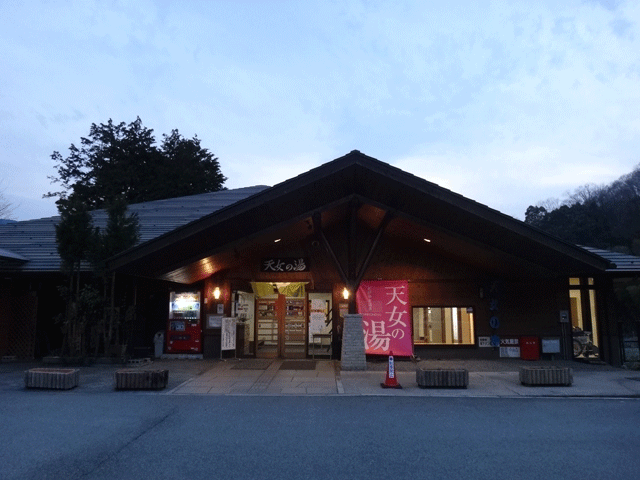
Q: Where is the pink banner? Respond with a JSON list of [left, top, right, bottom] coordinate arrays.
[[356, 280, 413, 356]]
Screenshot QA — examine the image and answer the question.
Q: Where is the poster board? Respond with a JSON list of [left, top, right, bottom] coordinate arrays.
[[499, 337, 520, 358], [309, 298, 327, 340], [207, 315, 222, 329], [542, 338, 561, 353], [221, 317, 237, 351]]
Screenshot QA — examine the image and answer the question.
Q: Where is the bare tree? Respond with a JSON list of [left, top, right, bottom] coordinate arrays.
[[567, 183, 605, 206], [0, 182, 16, 220]]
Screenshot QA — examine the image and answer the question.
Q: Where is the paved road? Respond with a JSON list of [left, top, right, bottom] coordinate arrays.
[[1, 392, 639, 480]]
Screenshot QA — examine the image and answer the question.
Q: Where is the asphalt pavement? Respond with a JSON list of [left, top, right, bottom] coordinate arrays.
[[2, 357, 640, 397], [3, 357, 640, 480]]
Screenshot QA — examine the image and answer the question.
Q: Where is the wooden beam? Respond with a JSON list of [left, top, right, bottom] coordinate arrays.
[[313, 212, 348, 285], [347, 200, 361, 314], [354, 210, 394, 290], [348, 199, 360, 283]]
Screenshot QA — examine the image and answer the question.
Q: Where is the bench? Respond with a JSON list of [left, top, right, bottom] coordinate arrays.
[[25, 368, 79, 390], [519, 366, 572, 386], [416, 368, 469, 388], [115, 369, 169, 390]]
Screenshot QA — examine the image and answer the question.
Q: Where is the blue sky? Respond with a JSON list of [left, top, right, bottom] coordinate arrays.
[[2, 0, 639, 220]]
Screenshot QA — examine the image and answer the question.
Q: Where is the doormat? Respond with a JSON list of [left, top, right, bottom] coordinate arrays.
[[231, 360, 273, 370], [279, 360, 316, 371]]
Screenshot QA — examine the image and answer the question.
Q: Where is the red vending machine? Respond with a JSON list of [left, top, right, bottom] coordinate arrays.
[[166, 291, 202, 354]]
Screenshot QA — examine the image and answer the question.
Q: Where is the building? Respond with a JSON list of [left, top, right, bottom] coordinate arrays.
[[1, 151, 638, 364]]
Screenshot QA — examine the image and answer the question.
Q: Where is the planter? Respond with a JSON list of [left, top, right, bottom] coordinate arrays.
[[519, 366, 572, 386], [25, 368, 79, 390], [115, 369, 169, 390], [416, 368, 469, 388]]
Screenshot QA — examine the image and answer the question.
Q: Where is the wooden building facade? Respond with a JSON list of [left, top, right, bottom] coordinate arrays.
[[106, 151, 627, 364]]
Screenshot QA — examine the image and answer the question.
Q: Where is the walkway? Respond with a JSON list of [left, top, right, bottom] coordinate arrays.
[[169, 359, 340, 395], [161, 357, 640, 398], [3, 357, 640, 397]]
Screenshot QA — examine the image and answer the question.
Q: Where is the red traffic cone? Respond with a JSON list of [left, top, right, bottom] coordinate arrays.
[[381, 351, 402, 389]]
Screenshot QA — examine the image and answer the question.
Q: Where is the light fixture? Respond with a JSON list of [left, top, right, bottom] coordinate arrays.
[[342, 288, 350, 300], [423, 238, 431, 243], [274, 238, 281, 243], [213, 287, 221, 300]]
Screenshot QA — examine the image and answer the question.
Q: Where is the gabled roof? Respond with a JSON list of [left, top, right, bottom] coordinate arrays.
[[3, 152, 631, 282], [107, 150, 615, 283], [0, 186, 268, 273]]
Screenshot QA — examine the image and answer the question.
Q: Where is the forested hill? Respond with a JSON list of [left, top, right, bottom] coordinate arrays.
[[524, 165, 640, 254]]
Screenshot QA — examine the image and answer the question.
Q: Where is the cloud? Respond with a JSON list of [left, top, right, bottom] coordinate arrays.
[[2, 0, 640, 221]]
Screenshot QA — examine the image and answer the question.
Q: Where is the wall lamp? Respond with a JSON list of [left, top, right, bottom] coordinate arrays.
[[213, 287, 221, 300], [343, 288, 350, 300]]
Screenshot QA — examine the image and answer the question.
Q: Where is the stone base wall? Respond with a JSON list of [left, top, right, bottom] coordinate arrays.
[[519, 366, 573, 386], [115, 369, 169, 390], [416, 368, 469, 388], [25, 368, 79, 390], [341, 314, 367, 371]]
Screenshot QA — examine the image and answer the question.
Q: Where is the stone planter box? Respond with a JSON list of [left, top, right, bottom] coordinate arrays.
[[519, 366, 573, 386], [115, 369, 169, 390], [416, 368, 469, 388], [25, 368, 79, 390]]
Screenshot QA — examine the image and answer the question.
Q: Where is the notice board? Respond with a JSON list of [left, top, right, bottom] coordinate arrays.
[[221, 317, 237, 351]]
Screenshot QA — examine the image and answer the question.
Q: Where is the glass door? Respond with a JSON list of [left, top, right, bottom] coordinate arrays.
[[283, 297, 306, 358], [256, 297, 278, 358], [255, 292, 308, 358]]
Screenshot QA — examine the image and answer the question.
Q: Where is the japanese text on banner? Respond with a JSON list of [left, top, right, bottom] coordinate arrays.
[[356, 280, 413, 356]]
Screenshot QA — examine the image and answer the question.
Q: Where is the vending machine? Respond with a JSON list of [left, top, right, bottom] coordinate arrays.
[[166, 291, 202, 353]]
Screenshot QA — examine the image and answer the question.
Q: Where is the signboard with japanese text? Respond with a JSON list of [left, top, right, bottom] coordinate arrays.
[[260, 258, 309, 272], [356, 280, 413, 356], [499, 337, 520, 358], [221, 317, 237, 351]]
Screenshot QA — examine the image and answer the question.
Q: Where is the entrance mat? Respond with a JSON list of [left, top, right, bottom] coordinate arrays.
[[279, 360, 316, 371], [231, 360, 273, 370]]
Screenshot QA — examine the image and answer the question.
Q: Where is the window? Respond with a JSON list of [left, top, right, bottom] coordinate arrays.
[[569, 277, 599, 358], [412, 307, 475, 345]]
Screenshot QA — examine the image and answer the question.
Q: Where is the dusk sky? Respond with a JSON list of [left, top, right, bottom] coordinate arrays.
[[2, 0, 640, 221]]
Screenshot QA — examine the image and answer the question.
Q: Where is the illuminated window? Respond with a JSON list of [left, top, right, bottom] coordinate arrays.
[[412, 307, 475, 345], [569, 277, 599, 357]]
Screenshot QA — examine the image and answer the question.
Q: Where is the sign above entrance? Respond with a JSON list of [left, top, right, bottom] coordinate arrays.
[[261, 258, 309, 272]]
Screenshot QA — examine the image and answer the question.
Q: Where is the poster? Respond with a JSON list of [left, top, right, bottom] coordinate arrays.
[[309, 299, 327, 339], [356, 280, 413, 356], [499, 337, 520, 358], [221, 317, 237, 351], [207, 315, 222, 328]]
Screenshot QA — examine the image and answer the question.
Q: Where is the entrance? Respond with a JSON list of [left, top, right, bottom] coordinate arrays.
[[569, 277, 600, 359], [234, 284, 332, 359], [256, 294, 306, 358]]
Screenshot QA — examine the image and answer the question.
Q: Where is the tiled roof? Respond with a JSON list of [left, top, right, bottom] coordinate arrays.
[[0, 186, 269, 273], [580, 246, 640, 273]]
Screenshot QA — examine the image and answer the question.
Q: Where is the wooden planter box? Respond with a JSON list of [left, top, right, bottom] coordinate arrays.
[[115, 369, 169, 390], [25, 368, 79, 390], [519, 366, 573, 386], [416, 368, 469, 389]]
